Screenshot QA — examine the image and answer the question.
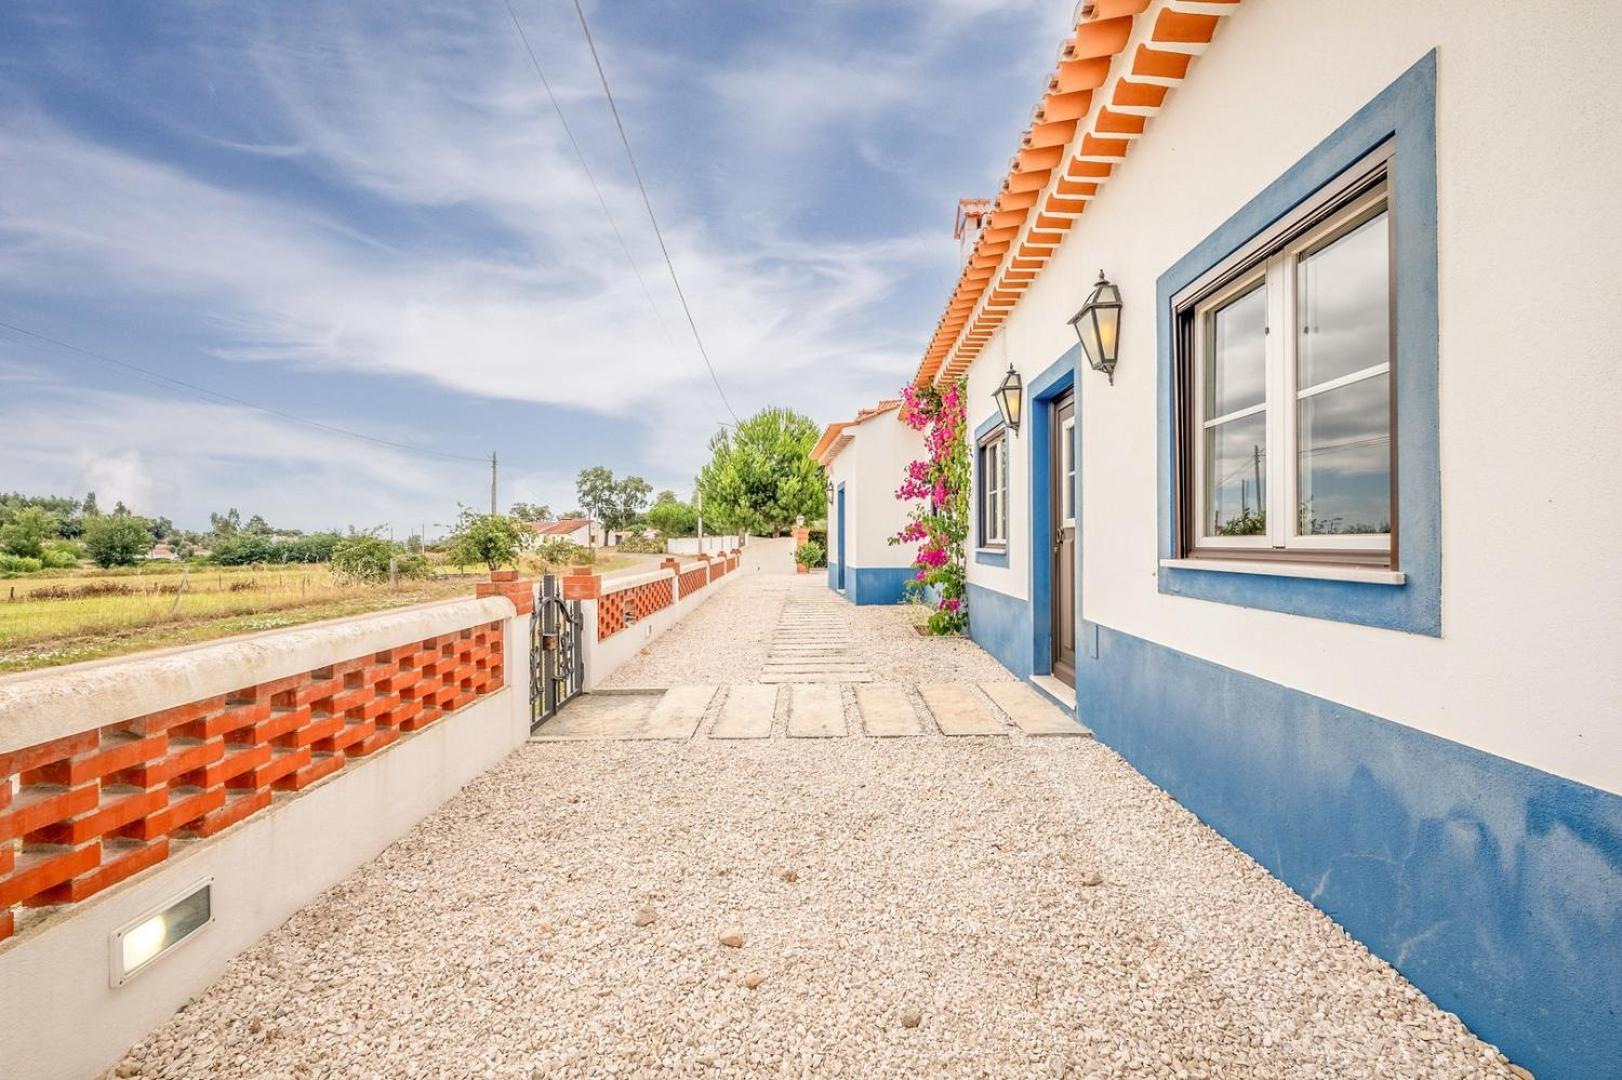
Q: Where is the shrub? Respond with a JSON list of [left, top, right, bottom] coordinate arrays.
[[795, 541, 825, 568], [534, 538, 593, 566], [446, 512, 523, 571], [40, 540, 82, 569], [0, 506, 60, 559], [331, 535, 427, 584], [0, 554, 44, 576], [614, 534, 664, 554], [83, 514, 152, 568]]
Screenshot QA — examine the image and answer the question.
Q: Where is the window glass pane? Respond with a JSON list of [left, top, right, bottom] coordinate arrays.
[[1204, 283, 1266, 418], [1204, 411, 1267, 536], [1297, 374, 1390, 535], [1297, 209, 1389, 389]]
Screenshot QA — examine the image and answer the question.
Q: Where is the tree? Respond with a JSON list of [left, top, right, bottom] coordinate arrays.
[[209, 508, 242, 538], [644, 494, 698, 537], [509, 501, 551, 523], [695, 406, 823, 535], [446, 510, 523, 571], [0, 506, 60, 559], [83, 514, 152, 567], [244, 514, 273, 536], [576, 467, 652, 532], [81, 491, 100, 518]]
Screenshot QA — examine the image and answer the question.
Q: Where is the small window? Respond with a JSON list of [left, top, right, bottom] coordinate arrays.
[[978, 429, 1008, 547], [1176, 149, 1394, 566], [1060, 416, 1076, 527]]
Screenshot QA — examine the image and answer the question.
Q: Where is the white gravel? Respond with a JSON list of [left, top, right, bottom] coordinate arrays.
[[602, 540, 1014, 689], [107, 539, 1527, 1077], [111, 738, 1524, 1078]]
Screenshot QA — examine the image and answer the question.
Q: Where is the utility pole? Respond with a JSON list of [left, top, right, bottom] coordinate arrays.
[[490, 451, 498, 516]]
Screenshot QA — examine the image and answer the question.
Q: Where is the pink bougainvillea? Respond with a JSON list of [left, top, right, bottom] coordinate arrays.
[[889, 380, 968, 634]]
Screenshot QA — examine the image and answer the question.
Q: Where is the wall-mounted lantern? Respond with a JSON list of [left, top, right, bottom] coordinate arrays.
[[1070, 270, 1123, 384], [994, 364, 1023, 433], [825, 476, 834, 504]]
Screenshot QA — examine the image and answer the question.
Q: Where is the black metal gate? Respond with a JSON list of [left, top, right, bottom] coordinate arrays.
[[530, 574, 583, 728]]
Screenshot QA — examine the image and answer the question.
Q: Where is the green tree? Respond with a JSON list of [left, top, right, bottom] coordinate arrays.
[[643, 492, 698, 537], [575, 467, 652, 532], [0, 506, 61, 559], [81, 491, 100, 518], [509, 501, 551, 523], [695, 407, 823, 535], [83, 513, 152, 567], [244, 514, 273, 536], [447, 510, 524, 571]]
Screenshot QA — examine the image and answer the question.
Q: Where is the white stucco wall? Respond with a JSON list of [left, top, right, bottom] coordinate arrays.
[[0, 601, 532, 1080], [960, 0, 1622, 794], [826, 411, 924, 573]]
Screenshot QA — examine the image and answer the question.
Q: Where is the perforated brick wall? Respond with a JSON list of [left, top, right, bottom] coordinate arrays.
[[0, 618, 505, 941]]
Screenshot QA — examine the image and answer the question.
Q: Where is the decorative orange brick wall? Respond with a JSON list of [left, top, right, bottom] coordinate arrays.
[[679, 565, 710, 596], [596, 578, 674, 640], [0, 618, 506, 942]]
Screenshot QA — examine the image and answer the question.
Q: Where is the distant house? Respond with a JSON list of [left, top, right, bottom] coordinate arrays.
[[528, 519, 596, 547], [812, 399, 925, 604], [144, 542, 178, 562]]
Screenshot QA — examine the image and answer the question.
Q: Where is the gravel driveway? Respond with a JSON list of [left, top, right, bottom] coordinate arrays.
[[110, 546, 1528, 1078], [602, 540, 1014, 689]]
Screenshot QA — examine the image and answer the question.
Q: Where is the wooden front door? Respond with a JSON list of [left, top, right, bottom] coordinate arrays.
[[1050, 392, 1077, 686]]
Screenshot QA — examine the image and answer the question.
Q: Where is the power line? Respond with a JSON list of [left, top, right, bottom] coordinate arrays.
[[499, 0, 723, 427], [567, 0, 740, 424], [0, 318, 490, 466]]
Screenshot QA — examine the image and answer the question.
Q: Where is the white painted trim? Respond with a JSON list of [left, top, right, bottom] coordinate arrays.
[[0, 596, 517, 757], [1030, 674, 1076, 711], [1159, 558, 1405, 586], [598, 567, 677, 594]]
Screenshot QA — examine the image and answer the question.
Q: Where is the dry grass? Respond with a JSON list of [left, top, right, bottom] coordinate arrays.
[[0, 564, 470, 674]]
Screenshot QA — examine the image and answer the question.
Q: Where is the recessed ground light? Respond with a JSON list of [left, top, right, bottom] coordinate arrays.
[[109, 878, 214, 987]]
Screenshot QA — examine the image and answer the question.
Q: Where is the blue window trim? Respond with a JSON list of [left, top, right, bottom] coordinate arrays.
[[1026, 347, 1078, 675], [1155, 51, 1440, 636], [973, 412, 1010, 565]]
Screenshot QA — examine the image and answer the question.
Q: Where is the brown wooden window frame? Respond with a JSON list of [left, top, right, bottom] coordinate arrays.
[[1172, 140, 1399, 570], [976, 426, 1009, 550]]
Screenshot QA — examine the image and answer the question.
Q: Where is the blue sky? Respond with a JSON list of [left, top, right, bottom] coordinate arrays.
[[0, 0, 1061, 534]]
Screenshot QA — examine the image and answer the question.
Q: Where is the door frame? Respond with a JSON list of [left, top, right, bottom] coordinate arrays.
[[1026, 349, 1079, 687], [1049, 390, 1077, 686], [835, 483, 847, 592]]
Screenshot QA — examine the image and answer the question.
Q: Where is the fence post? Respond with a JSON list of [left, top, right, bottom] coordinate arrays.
[[660, 557, 682, 599]]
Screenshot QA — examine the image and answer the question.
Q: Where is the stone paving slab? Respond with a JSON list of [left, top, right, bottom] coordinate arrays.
[[710, 685, 777, 739], [529, 692, 667, 741], [981, 681, 1094, 737], [856, 684, 924, 737], [917, 683, 1005, 736], [786, 684, 845, 737]]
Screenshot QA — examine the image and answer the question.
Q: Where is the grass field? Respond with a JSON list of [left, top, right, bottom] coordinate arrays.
[[0, 564, 471, 674], [0, 549, 661, 674]]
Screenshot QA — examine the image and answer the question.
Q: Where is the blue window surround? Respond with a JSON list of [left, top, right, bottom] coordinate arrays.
[[972, 412, 1009, 567], [1026, 347, 1078, 679], [1156, 51, 1440, 635]]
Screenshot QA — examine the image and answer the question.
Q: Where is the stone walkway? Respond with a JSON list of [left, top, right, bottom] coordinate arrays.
[[109, 550, 1529, 1079]]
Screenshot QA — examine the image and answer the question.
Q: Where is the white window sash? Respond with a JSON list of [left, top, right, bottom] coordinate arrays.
[[1190, 188, 1393, 557]]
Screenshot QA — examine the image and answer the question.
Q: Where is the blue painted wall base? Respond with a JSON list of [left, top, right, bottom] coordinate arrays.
[[1078, 624, 1622, 1079], [829, 566, 915, 606], [966, 582, 1032, 678]]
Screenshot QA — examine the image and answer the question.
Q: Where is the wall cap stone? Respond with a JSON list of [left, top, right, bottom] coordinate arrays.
[[0, 595, 516, 757]]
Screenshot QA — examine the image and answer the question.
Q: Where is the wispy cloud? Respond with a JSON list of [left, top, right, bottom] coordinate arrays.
[[0, 0, 1066, 528]]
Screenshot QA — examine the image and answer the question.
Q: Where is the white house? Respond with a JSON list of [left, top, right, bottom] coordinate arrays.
[[906, 3, 1622, 1077], [811, 400, 925, 604]]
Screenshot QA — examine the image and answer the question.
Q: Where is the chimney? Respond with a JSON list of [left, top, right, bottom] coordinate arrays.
[[954, 197, 992, 267]]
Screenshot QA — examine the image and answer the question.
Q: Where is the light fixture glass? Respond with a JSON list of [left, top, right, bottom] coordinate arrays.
[[1070, 271, 1123, 384], [110, 879, 213, 986], [994, 365, 1024, 433]]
